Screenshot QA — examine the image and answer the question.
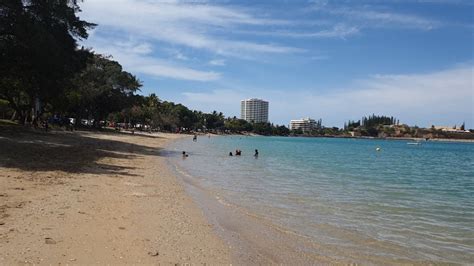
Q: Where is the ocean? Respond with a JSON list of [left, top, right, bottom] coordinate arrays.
[[167, 135, 474, 263]]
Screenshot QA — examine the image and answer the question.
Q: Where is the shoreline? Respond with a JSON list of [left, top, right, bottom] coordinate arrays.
[[0, 128, 230, 264], [2, 127, 471, 264], [168, 157, 419, 265], [166, 136, 472, 264], [164, 137, 331, 264], [227, 133, 474, 143]]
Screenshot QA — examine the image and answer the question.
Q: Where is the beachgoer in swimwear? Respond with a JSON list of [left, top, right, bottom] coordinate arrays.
[[254, 149, 259, 157]]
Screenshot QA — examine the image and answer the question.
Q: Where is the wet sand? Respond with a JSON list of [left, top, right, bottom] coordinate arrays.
[[166, 137, 453, 265], [0, 126, 230, 264], [1, 125, 453, 265], [170, 166, 443, 265]]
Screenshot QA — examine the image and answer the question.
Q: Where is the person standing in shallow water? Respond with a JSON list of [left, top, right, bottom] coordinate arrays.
[[254, 149, 259, 157], [193, 134, 197, 142]]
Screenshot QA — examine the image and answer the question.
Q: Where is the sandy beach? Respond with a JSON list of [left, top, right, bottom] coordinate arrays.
[[0, 126, 230, 264]]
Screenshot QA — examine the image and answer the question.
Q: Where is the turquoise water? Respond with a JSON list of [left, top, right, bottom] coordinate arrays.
[[169, 136, 474, 263]]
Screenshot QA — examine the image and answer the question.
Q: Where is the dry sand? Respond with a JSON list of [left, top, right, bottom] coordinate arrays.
[[0, 126, 230, 264]]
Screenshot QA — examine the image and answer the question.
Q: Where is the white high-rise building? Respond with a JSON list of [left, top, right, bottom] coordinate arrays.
[[290, 118, 317, 132], [240, 98, 269, 123]]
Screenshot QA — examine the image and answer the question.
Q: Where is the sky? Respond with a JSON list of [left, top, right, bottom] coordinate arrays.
[[78, 0, 473, 128]]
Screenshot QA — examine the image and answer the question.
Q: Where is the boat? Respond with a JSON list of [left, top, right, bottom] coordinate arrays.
[[407, 142, 422, 145]]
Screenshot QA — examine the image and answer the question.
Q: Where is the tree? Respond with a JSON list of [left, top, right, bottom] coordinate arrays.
[[224, 117, 253, 132], [273, 125, 290, 136], [64, 53, 142, 126], [345, 120, 361, 130], [203, 111, 224, 130], [253, 122, 273, 135], [1, 0, 96, 123]]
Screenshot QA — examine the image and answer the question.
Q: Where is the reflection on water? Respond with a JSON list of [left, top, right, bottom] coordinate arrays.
[[168, 136, 474, 263]]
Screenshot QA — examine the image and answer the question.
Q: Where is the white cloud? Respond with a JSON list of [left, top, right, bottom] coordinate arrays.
[[209, 59, 226, 66], [85, 37, 220, 81], [310, 3, 441, 31], [161, 48, 190, 61], [135, 63, 220, 81], [114, 41, 153, 55], [333, 8, 440, 30], [284, 24, 359, 38], [181, 89, 247, 115], [174, 51, 189, 61], [235, 24, 359, 39], [308, 66, 473, 125], [179, 65, 474, 128], [79, 0, 302, 57], [182, 89, 245, 105]]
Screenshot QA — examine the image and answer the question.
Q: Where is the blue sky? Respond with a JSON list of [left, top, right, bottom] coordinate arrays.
[[79, 0, 473, 128]]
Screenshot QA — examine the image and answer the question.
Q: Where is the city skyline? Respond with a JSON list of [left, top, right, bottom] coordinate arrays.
[[79, 0, 473, 128]]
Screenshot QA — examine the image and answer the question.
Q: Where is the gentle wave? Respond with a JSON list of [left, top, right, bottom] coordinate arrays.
[[168, 136, 474, 263]]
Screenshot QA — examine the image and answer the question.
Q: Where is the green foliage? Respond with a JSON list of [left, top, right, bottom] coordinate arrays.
[[344, 120, 361, 130], [6, 1, 467, 140], [272, 125, 290, 136], [63, 53, 142, 124], [252, 122, 273, 135], [224, 117, 252, 132], [366, 127, 379, 137], [0, 0, 95, 123], [291, 128, 303, 135], [362, 114, 397, 128], [223, 118, 289, 135], [342, 114, 399, 137], [0, 99, 14, 119]]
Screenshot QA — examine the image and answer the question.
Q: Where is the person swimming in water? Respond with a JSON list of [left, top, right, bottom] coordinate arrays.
[[229, 152, 233, 156], [182, 151, 189, 158], [235, 149, 241, 156]]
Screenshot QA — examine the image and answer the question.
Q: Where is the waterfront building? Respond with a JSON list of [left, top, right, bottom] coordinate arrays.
[[432, 125, 469, 133], [240, 98, 269, 123], [290, 118, 317, 132]]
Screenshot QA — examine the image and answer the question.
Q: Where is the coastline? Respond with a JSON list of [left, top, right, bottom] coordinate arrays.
[[207, 131, 474, 143], [2, 127, 471, 264], [166, 135, 473, 264], [165, 136, 329, 264], [0, 128, 230, 264], [267, 134, 474, 143]]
